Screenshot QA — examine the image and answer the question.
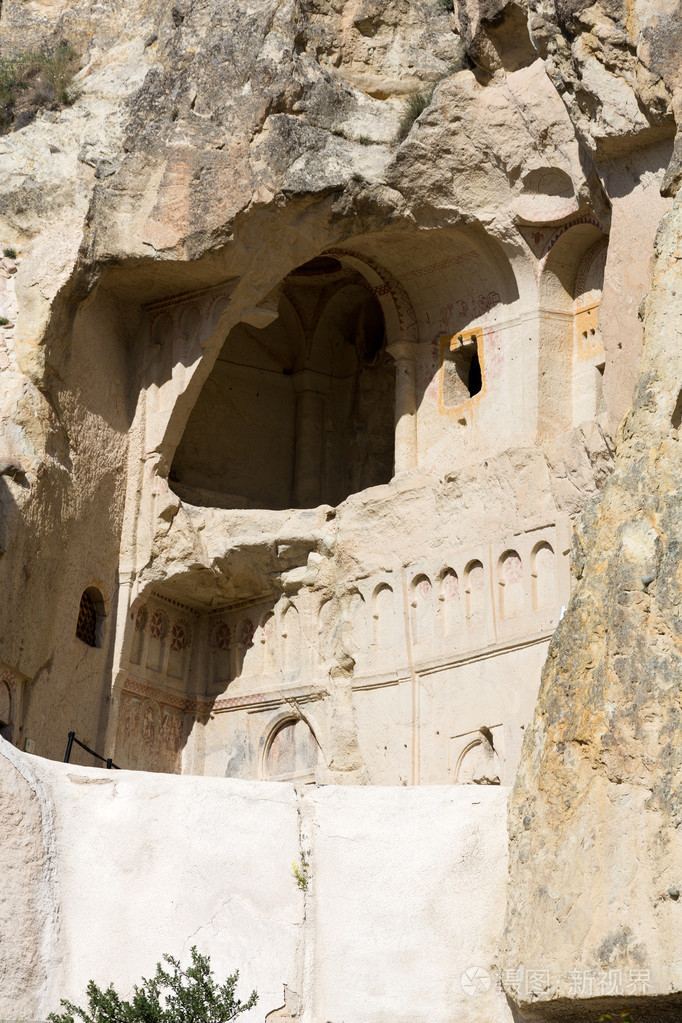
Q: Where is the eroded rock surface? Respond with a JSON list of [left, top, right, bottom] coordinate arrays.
[[504, 193, 682, 1020], [0, 0, 681, 1018]]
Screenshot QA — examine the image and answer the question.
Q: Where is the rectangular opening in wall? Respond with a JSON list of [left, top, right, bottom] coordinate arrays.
[[440, 332, 483, 410]]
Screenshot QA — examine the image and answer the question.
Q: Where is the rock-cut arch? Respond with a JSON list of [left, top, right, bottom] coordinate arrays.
[[169, 256, 398, 510]]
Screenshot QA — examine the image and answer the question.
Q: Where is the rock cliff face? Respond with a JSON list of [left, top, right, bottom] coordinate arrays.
[[1, 0, 637, 784], [484, 2, 682, 1019], [0, 0, 681, 1016], [455, 0, 682, 188], [504, 186, 682, 1021]]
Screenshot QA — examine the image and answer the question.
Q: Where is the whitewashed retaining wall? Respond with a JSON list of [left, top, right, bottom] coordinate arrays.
[[0, 740, 512, 1023]]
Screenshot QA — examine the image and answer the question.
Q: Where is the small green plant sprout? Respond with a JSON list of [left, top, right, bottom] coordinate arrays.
[[3, 247, 17, 259], [396, 87, 435, 143], [292, 851, 310, 890], [46, 946, 258, 1023], [0, 317, 10, 327], [599, 1011, 634, 1023]]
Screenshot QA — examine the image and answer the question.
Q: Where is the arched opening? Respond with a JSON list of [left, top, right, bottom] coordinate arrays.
[[410, 574, 434, 646], [170, 259, 395, 510], [264, 718, 320, 782], [498, 549, 525, 619], [573, 237, 608, 422], [441, 333, 483, 407], [531, 541, 556, 610], [456, 727, 501, 785], [538, 222, 608, 439], [76, 587, 106, 648]]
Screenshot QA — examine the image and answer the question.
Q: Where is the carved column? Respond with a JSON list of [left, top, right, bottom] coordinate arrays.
[[387, 341, 418, 474], [293, 371, 325, 507]]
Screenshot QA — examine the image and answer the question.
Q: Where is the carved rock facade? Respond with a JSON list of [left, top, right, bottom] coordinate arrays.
[[0, 0, 681, 1016]]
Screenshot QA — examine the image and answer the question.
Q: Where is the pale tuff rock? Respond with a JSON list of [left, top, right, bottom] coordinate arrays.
[[454, 1, 682, 192], [504, 191, 682, 1019], [0, 0, 680, 1019], [454, 0, 538, 74], [0, 742, 55, 1013], [528, 0, 681, 184], [0, 0, 629, 786]]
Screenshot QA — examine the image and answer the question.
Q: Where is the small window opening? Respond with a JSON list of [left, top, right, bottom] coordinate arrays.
[[442, 335, 482, 408], [672, 388, 682, 431], [76, 588, 104, 648]]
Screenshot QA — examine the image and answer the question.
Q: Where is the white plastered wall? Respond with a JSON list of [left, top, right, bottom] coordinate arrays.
[[0, 741, 512, 1023]]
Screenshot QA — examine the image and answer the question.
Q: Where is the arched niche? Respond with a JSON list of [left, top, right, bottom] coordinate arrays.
[[169, 259, 395, 510], [76, 586, 107, 649], [209, 619, 232, 690], [373, 583, 395, 651], [147, 608, 169, 672], [439, 568, 461, 638], [130, 604, 148, 666], [264, 717, 320, 782], [410, 574, 434, 647], [464, 559, 486, 625], [281, 604, 302, 677], [348, 591, 370, 657], [498, 549, 525, 620], [531, 541, 556, 610], [254, 611, 276, 675], [538, 222, 608, 439], [456, 727, 501, 785]]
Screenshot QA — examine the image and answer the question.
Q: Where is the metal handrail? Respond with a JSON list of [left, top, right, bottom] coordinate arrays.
[[64, 731, 120, 770]]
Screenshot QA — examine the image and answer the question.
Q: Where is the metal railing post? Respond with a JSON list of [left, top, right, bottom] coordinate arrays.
[[62, 731, 120, 769], [64, 731, 75, 764]]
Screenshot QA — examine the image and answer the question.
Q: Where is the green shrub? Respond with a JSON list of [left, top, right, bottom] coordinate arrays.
[[396, 87, 434, 143], [47, 946, 258, 1023], [3, 247, 17, 259]]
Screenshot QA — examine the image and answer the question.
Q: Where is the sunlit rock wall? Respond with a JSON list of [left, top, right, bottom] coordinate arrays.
[[0, 0, 669, 788], [503, 186, 682, 1023]]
